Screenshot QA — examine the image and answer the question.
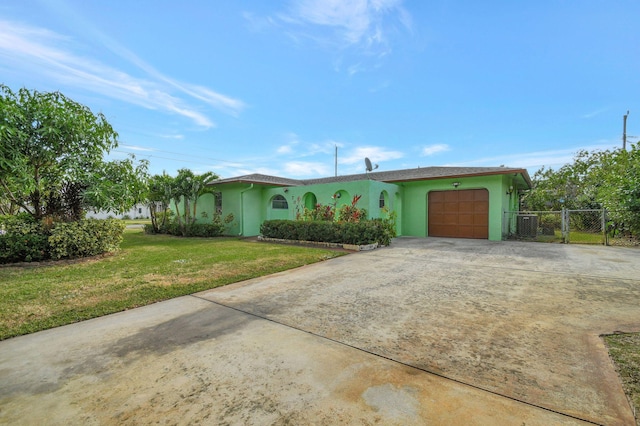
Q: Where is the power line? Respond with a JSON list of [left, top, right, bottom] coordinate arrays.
[[112, 150, 242, 169], [118, 143, 241, 166]]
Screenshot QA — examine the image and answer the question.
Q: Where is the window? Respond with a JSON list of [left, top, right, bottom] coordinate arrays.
[[215, 192, 222, 214], [379, 192, 386, 208], [272, 195, 288, 209]]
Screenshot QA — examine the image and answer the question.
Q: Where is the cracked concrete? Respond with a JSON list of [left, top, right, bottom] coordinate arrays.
[[1, 237, 639, 425]]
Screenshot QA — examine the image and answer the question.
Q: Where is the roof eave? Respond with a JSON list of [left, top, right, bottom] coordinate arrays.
[[381, 168, 532, 188]]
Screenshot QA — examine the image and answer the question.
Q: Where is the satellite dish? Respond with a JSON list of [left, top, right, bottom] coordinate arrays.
[[364, 157, 379, 172]]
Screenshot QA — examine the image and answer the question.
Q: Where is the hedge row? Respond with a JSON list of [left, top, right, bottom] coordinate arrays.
[[0, 214, 126, 263], [260, 219, 395, 246], [143, 221, 225, 237], [48, 219, 126, 259]]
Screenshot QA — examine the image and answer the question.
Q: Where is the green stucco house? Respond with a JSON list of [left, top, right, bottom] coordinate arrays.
[[198, 166, 531, 241]]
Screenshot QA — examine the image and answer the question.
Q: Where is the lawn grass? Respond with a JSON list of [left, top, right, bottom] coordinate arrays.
[[519, 230, 606, 244], [0, 229, 345, 340], [121, 218, 151, 225], [605, 333, 640, 425], [568, 230, 605, 244]]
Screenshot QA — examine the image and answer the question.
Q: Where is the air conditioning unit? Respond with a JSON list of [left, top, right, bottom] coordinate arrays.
[[517, 214, 538, 237]]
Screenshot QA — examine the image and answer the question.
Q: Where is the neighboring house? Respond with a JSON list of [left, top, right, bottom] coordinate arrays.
[[197, 166, 531, 241], [85, 204, 150, 220]]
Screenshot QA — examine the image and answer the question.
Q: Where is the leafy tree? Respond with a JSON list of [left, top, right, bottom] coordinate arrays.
[[523, 152, 600, 211], [145, 172, 174, 233], [170, 169, 218, 236], [83, 156, 149, 216], [590, 144, 640, 236], [0, 85, 146, 220], [523, 143, 640, 236]]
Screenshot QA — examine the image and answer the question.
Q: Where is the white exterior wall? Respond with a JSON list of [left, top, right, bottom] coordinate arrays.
[[85, 204, 150, 220]]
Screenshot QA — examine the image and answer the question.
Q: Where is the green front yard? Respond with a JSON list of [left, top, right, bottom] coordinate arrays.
[[1, 229, 639, 422], [0, 229, 344, 340]]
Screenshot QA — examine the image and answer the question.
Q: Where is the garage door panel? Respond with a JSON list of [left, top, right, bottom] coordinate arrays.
[[474, 214, 488, 225], [429, 214, 445, 225], [441, 225, 459, 236], [458, 191, 475, 202], [429, 191, 445, 203], [430, 203, 445, 214], [458, 214, 474, 226], [474, 201, 489, 213], [458, 225, 475, 237], [473, 227, 489, 239], [474, 190, 489, 200], [444, 191, 459, 202], [428, 189, 489, 239], [444, 203, 459, 215], [459, 201, 474, 213]]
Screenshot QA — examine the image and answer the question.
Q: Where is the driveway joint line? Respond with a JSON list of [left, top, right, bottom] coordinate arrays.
[[190, 294, 604, 426], [369, 251, 640, 283]]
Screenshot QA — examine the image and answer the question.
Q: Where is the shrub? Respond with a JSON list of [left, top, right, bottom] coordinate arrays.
[[48, 219, 126, 259], [337, 195, 366, 223], [0, 232, 50, 263], [0, 215, 127, 263], [144, 213, 228, 238], [299, 204, 336, 221], [260, 218, 396, 246], [184, 223, 226, 237], [0, 214, 49, 263]]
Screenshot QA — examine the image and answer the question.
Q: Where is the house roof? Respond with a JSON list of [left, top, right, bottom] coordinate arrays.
[[210, 173, 303, 186], [209, 166, 532, 188]]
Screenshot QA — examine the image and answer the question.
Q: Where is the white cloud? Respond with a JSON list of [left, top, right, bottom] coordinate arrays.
[[309, 139, 344, 155], [289, 0, 373, 45], [277, 145, 294, 154], [0, 20, 244, 128], [158, 134, 185, 140], [277, 133, 344, 157], [449, 141, 619, 170], [339, 145, 404, 164], [582, 107, 610, 119], [243, 11, 278, 33], [276, 132, 300, 154], [421, 144, 450, 156], [120, 144, 156, 152], [275, 0, 411, 56], [284, 161, 331, 176]]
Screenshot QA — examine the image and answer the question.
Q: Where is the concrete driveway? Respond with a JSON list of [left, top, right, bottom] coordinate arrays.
[[1, 238, 639, 425]]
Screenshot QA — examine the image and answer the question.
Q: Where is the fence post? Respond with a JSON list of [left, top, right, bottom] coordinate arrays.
[[561, 208, 569, 244], [602, 208, 608, 246]]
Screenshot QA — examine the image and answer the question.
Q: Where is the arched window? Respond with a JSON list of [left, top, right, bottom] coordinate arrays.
[[272, 195, 288, 209], [214, 192, 222, 214], [303, 192, 317, 210], [379, 191, 386, 208]]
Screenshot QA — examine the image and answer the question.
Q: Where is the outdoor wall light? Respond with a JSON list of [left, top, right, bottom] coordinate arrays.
[[452, 182, 460, 188], [284, 188, 289, 193], [506, 185, 514, 195], [333, 193, 341, 198]]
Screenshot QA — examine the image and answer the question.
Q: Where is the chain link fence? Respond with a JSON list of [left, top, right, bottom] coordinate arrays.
[[504, 209, 607, 245]]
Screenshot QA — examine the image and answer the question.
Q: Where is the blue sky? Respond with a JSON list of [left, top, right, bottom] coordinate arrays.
[[2, 1, 639, 179]]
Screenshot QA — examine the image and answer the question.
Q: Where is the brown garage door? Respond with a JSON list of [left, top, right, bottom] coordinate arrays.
[[428, 189, 489, 239]]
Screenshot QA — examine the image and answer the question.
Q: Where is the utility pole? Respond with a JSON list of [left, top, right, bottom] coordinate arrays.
[[623, 110, 629, 150]]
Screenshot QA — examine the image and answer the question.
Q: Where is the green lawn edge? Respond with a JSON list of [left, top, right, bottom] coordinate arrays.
[[0, 229, 345, 340], [605, 333, 640, 425]]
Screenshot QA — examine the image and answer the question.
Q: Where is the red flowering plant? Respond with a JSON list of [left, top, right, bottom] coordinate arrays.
[[299, 203, 335, 221], [337, 194, 367, 223]]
